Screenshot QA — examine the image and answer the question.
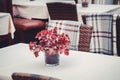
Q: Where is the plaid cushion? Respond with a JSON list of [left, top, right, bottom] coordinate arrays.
[[47, 20, 82, 50], [85, 14, 115, 55], [78, 25, 93, 52], [12, 72, 61, 80]]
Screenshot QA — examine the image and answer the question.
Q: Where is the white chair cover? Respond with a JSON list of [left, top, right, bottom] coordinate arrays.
[[85, 13, 117, 56]]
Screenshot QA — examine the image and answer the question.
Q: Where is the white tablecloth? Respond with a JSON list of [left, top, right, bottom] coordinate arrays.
[[0, 43, 120, 80], [78, 0, 113, 4], [0, 12, 15, 38], [77, 4, 120, 15]]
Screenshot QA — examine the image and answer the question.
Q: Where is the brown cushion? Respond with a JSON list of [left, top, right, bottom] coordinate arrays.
[[13, 18, 45, 31]]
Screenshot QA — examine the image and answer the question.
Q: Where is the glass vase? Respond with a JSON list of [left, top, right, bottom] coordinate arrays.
[[45, 53, 59, 67]]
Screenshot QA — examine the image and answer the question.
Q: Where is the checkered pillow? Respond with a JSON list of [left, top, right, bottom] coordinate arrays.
[[47, 20, 82, 50]]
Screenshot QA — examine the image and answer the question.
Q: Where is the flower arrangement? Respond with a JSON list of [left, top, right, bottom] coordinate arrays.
[[29, 27, 71, 57]]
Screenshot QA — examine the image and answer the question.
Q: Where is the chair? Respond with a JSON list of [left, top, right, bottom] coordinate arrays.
[[0, 34, 12, 48], [11, 72, 61, 80], [46, 2, 78, 21], [0, 0, 13, 17], [116, 16, 120, 56], [47, 20, 82, 50], [13, 4, 47, 43], [85, 14, 114, 55], [0, 0, 13, 47], [92, 0, 94, 3], [77, 0, 94, 4], [93, 0, 105, 4], [47, 20, 93, 52], [78, 25, 93, 52], [113, 0, 120, 4], [13, 17, 46, 43], [74, 0, 78, 3]]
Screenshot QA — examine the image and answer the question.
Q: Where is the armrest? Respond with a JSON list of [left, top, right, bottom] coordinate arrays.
[[11, 72, 61, 80]]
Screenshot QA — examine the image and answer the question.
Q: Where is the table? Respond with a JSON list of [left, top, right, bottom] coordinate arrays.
[[13, 1, 120, 22], [0, 12, 15, 38], [0, 43, 120, 80], [77, 4, 120, 15], [12, 0, 75, 19]]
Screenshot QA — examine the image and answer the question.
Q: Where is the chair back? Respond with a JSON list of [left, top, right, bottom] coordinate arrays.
[[74, 0, 78, 3], [93, 0, 106, 4], [12, 72, 61, 80], [116, 16, 120, 56], [85, 14, 114, 55], [77, 0, 94, 4], [47, 2, 78, 21], [113, 0, 120, 5], [92, 0, 113, 4], [47, 20, 93, 52], [78, 25, 93, 52], [47, 20, 82, 50], [0, 0, 13, 18]]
